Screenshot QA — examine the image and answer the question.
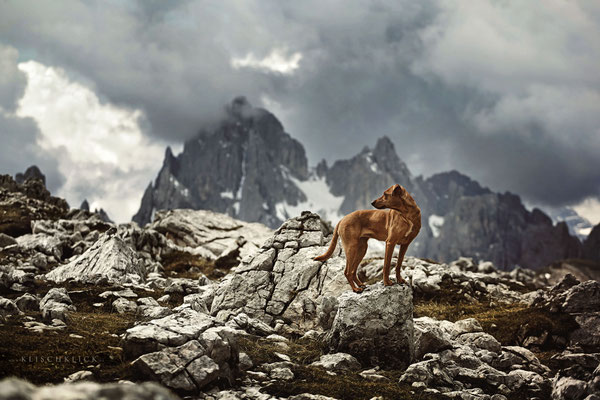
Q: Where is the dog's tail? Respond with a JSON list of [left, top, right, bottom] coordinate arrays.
[[313, 222, 340, 262]]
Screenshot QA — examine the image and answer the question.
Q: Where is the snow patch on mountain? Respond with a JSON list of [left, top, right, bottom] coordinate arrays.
[[428, 214, 444, 238], [547, 206, 593, 241], [275, 168, 344, 224]]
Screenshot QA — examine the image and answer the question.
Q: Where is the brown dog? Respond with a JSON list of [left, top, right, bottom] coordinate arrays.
[[314, 184, 421, 293]]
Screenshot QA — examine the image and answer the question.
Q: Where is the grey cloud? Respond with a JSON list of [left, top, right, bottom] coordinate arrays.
[[0, 44, 27, 112], [0, 0, 598, 209], [0, 44, 64, 192], [0, 112, 64, 193]]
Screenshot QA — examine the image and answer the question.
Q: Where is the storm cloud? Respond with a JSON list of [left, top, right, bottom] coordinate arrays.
[[0, 44, 64, 192], [0, 0, 598, 216]]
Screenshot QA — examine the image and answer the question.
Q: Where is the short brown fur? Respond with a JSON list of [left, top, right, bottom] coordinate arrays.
[[314, 184, 421, 293]]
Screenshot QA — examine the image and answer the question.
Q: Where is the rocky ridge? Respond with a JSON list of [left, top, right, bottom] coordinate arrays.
[[132, 98, 590, 271], [1, 178, 599, 400]]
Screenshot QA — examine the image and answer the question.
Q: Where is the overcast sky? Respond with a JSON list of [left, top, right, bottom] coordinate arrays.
[[0, 0, 599, 224]]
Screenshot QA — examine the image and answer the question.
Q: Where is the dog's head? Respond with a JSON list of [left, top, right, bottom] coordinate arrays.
[[371, 184, 413, 211]]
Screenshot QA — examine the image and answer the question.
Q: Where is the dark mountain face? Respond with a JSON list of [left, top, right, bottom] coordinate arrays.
[[133, 97, 587, 270], [325, 136, 413, 215], [583, 224, 600, 262], [133, 97, 308, 228]]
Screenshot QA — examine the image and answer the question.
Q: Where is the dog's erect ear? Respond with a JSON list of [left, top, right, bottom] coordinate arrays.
[[392, 184, 405, 197]]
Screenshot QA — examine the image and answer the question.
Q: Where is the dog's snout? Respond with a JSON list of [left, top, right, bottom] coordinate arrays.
[[371, 201, 377, 207]]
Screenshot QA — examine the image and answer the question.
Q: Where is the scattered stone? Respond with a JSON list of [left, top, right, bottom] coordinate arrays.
[[99, 288, 138, 299], [552, 376, 588, 400], [63, 370, 93, 383], [39, 288, 76, 322], [15, 293, 39, 312], [0, 297, 23, 319], [0, 233, 17, 248], [112, 298, 138, 314], [270, 367, 294, 381], [311, 353, 361, 371]]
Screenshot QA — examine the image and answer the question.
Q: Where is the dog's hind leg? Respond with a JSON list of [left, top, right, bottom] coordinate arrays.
[[342, 240, 364, 293], [351, 238, 369, 289], [395, 244, 408, 284]]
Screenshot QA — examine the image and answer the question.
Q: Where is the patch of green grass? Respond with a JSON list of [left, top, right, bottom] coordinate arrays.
[[414, 285, 578, 353], [0, 310, 136, 384], [161, 250, 221, 280], [0, 279, 185, 383], [238, 335, 325, 366], [264, 365, 445, 400], [239, 335, 443, 400]]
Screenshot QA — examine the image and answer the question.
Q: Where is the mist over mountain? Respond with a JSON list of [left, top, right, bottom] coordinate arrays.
[[134, 98, 588, 270]]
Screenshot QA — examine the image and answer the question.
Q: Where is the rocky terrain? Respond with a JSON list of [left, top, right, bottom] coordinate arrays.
[[1, 172, 599, 400], [133, 97, 596, 271]]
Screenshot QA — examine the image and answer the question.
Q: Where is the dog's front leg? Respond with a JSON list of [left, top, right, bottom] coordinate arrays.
[[383, 241, 396, 286], [395, 244, 408, 284]]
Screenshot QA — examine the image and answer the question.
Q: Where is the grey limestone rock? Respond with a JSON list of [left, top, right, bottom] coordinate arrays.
[[149, 209, 272, 262], [310, 353, 361, 371], [132, 337, 238, 392], [0, 377, 180, 400], [0, 297, 22, 319], [123, 308, 218, 358], [45, 231, 146, 284], [15, 293, 39, 312], [39, 288, 76, 322], [324, 282, 414, 369], [211, 212, 348, 332]]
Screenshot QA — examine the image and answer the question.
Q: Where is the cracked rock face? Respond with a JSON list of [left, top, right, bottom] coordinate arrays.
[[123, 309, 218, 359], [325, 282, 414, 369], [45, 231, 146, 285], [210, 212, 349, 332], [132, 335, 238, 392]]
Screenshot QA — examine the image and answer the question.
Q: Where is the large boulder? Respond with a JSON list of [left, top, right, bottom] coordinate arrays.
[[211, 212, 348, 332], [149, 209, 272, 261], [324, 282, 414, 369], [45, 230, 146, 284], [561, 280, 600, 313]]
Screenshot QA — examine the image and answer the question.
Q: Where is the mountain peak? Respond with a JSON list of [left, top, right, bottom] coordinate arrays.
[[227, 96, 256, 119], [15, 165, 46, 186]]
